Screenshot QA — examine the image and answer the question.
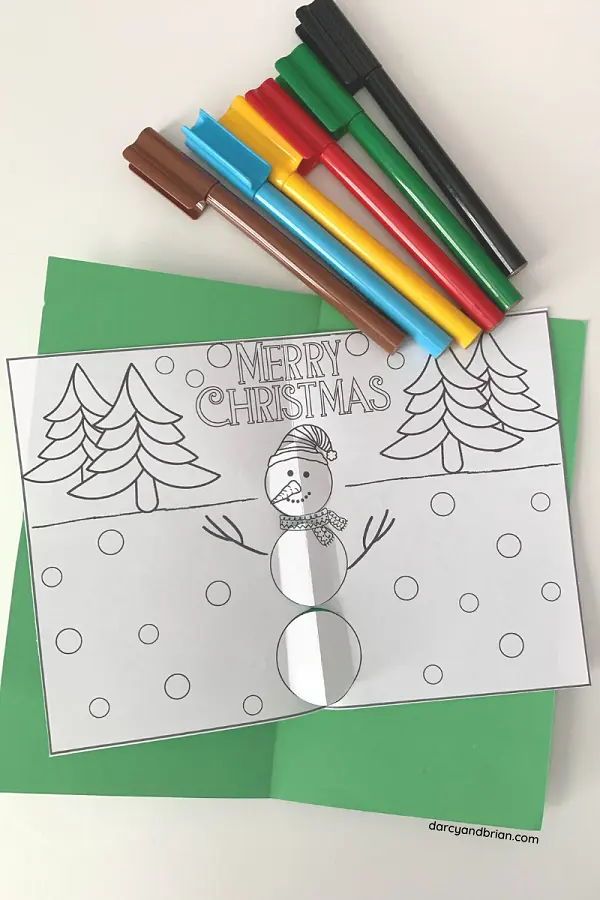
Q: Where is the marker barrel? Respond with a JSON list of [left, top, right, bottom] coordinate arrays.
[[256, 182, 451, 357], [364, 69, 527, 277], [348, 114, 522, 313], [207, 184, 407, 353], [321, 142, 503, 331], [295, 0, 527, 277], [282, 171, 480, 347]]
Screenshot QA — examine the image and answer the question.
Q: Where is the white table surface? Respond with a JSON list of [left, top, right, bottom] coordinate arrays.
[[1, 0, 599, 896]]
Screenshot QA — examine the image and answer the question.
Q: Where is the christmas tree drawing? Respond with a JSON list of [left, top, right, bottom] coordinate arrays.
[[24, 364, 111, 484], [69, 364, 220, 512], [467, 333, 558, 433], [381, 350, 522, 473]]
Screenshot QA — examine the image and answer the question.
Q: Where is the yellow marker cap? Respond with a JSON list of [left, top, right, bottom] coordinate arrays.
[[220, 97, 302, 189], [220, 97, 480, 348]]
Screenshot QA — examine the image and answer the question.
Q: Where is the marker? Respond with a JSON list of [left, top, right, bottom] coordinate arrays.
[[246, 79, 503, 333], [275, 44, 523, 314], [182, 112, 451, 357], [295, 0, 527, 278], [122, 128, 406, 354], [221, 96, 479, 348]]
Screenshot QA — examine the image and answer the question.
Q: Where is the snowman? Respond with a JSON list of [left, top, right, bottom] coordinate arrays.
[[203, 424, 394, 598], [265, 425, 348, 607]]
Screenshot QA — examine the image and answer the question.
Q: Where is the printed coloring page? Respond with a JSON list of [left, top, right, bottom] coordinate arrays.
[[8, 310, 589, 754]]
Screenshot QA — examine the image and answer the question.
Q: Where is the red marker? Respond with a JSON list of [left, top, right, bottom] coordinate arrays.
[[246, 79, 503, 332]]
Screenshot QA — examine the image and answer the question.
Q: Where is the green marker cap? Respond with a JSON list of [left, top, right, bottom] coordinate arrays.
[[275, 43, 361, 139]]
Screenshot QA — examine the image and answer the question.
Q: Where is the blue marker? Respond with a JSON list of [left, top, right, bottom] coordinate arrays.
[[183, 112, 451, 357]]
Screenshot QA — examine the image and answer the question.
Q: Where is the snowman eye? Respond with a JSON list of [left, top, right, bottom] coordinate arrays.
[[303, 471, 310, 478], [287, 470, 293, 477]]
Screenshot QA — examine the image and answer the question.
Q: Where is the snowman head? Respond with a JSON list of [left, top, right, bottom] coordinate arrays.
[[265, 425, 336, 516]]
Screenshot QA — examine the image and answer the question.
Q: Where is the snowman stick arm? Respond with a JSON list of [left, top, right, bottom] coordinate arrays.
[[222, 514, 244, 543], [348, 509, 396, 570], [203, 515, 230, 540], [202, 515, 268, 557]]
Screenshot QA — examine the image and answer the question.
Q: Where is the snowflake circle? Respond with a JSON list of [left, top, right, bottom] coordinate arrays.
[[243, 695, 263, 716], [345, 333, 369, 356], [423, 664, 443, 685]]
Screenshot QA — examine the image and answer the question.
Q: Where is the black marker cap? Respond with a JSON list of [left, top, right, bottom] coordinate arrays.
[[296, 0, 380, 94]]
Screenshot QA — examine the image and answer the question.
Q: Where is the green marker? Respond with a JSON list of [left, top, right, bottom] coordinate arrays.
[[276, 44, 521, 313]]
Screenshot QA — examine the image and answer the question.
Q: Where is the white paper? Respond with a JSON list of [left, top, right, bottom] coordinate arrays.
[[8, 311, 589, 754]]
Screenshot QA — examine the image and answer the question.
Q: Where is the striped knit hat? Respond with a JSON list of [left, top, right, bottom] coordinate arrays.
[[267, 425, 337, 468]]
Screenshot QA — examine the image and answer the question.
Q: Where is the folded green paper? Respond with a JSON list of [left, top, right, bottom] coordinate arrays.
[[0, 258, 586, 828]]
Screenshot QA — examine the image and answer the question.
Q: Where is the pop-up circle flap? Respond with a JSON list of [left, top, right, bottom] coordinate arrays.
[[276, 609, 361, 706]]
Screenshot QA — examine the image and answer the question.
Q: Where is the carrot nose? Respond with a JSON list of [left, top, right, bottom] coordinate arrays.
[[272, 479, 302, 503]]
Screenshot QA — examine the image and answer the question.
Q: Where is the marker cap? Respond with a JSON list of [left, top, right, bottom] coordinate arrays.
[[275, 43, 361, 138]]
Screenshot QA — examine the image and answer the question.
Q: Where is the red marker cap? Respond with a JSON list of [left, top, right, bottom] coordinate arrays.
[[246, 79, 334, 175]]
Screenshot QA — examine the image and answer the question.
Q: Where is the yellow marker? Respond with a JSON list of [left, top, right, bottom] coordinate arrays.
[[221, 97, 480, 348]]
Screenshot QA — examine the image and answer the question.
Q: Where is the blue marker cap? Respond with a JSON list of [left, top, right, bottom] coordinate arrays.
[[183, 112, 269, 201], [183, 112, 451, 358]]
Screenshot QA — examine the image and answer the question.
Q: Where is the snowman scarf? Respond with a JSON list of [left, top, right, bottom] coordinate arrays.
[[279, 509, 348, 546]]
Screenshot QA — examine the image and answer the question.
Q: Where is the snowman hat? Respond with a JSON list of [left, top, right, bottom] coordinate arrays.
[[268, 425, 337, 468]]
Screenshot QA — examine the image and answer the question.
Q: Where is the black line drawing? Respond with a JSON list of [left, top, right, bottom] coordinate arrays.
[[381, 348, 523, 474], [97, 529, 124, 555], [185, 369, 205, 388], [542, 582, 561, 602], [65, 364, 221, 513], [387, 350, 405, 370], [496, 533, 522, 558], [55, 628, 83, 655], [205, 580, 232, 606], [202, 515, 268, 557], [467, 333, 558, 433], [89, 698, 111, 718], [459, 593, 480, 613], [348, 509, 395, 570], [41, 566, 63, 587], [531, 492, 551, 512], [393, 575, 419, 601], [243, 695, 264, 716], [346, 461, 561, 489], [138, 624, 159, 644], [423, 664, 444, 685], [24, 364, 111, 485], [155, 356, 174, 375], [164, 673, 191, 700], [32, 496, 258, 530], [345, 332, 369, 356], [430, 491, 456, 517], [499, 633, 525, 658], [207, 344, 232, 368]]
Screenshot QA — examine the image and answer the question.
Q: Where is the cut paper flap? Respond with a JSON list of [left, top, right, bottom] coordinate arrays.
[[277, 609, 361, 705]]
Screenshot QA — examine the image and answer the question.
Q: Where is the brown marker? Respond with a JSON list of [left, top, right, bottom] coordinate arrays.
[[123, 128, 405, 353]]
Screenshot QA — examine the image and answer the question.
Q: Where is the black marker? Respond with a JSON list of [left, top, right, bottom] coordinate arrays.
[[295, 0, 527, 278]]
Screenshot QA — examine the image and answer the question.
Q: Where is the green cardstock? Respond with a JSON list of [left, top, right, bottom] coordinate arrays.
[[0, 258, 586, 829]]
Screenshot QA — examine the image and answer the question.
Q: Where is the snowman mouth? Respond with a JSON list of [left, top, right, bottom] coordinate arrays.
[[285, 491, 312, 504]]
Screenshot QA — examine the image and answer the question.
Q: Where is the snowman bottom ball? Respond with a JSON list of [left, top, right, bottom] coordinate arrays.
[[270, 530, 348, 606]]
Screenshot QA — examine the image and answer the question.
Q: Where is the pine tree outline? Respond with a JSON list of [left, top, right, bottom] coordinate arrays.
[[380, 348, 523, 473], [23, 364, 111, 484], [466, 333, 558, 433], [68, 364, 221, 512]]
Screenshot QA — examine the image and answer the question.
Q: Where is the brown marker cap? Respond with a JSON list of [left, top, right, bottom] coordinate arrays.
[[123, 128, 218, 218], [123, 128, 406, 353]]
